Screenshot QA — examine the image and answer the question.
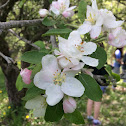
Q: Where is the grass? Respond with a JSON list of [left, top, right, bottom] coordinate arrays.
[[0, 68, 126, 126]]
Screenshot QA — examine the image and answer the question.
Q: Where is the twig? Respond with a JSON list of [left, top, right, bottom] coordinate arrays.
[[8, 29, 40, 50], [50, 35, 58, 48], [0, 0, 10, 9], [0, 19, 43, 30], [0, 52, 14, 64]]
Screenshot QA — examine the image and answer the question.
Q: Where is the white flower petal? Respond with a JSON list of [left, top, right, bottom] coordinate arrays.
[[25, 95, 46, 109], [34, 70, 53, 90], [104, 20, 124, 29], [91, 0, 98, 10], [78, 22, 92, 35], [90, 26, 101, 39], [64, 0, 70, 9], [86, 5, 94, 19], [68, 31, 82, 45], [42, 55, 61, 74], [69, 58, 79, 65], [46, 84, 64, 106], [82, 42, 97, 55], [96, 15, 103, 26], [72, 62, 85, 70], [50, 5, 60, 15], [63, 69, 80, 77], [81, 56, 98, 67], [61, 77, 85, 97], [65, 6, 76, 11], [59, 57, 72, 68], [33, 107, 46, 117]]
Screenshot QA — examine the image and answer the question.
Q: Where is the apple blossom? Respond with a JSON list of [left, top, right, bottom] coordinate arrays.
[[39, 9, 49, 17], [50, 0, 76, 17], [25, 95, 47, 117], [100, 9, 124, 30], [78, 1, 103, 39], [20, 68, 32, 84], [34, 55, 85, 106], [108, 27, 126, 48], [63, 97, 76, 113], [56, 31, 98, 68]]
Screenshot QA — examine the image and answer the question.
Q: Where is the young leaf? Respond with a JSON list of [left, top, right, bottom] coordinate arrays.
[[44, 100, 64, 122], [31, 64, 42, 79], [16, 75, 34, 91], [22, 86, 45, 101], [105, 64, 113, 76], [91, 47, 107, 69], [34, 41, 45, 49], [16, 75, 24, 91], [112, 72, 120, 82], [64, 109, 85, 124], [79, 73, 102, 101], [42, 17, 56, 26], [78, 0, 87, 23], [21, 51, 46, 64], [42, 28, 72, 36]]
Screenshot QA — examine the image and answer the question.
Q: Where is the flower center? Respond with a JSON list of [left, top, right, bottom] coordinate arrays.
[[85, 13, 96, 25], [75, 42, 84, 52], [60, 3, 66, 12], [53, 72, 66, 85]]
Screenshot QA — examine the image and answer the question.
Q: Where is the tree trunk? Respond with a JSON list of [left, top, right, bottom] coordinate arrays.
[[0, 0, 50, 106], [0, 0, 25, 106]]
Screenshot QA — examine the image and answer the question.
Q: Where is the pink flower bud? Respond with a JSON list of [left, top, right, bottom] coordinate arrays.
[[62, 11, 74, 18], [20, 68, 32, 84], [39, 9, 49, 18], [63, 97, 76, 113]]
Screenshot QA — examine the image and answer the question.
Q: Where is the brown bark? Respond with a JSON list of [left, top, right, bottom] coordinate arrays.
[[0, 0, 50, 106], [0, 0, 23, 105]]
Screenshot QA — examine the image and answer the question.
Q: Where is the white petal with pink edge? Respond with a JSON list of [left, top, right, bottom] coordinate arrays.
[[34, 70, 53, 90]]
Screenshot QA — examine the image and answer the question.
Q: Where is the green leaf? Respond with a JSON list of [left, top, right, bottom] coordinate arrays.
[[44, 100, 64, 122], [48, 0, 53, 4], [43, 28, 72, 36], [91, 47, 107, 69], [79, 73, 102, 101], [42, 17, 56, 26], [19, 0, 26, 8], [16, 75, 24, 91], [112, 72, 120, 82], [34, 41, 45, 49], [105, 64, 113, 76], [31, 64, 42, 79], [64, 109, 85, 124], [21, 51, 46, 64], [78, 0, 87, 23], [22, 86, 44, 101]]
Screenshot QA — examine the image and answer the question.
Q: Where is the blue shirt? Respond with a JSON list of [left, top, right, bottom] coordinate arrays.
[[114, 49, 121, 67]]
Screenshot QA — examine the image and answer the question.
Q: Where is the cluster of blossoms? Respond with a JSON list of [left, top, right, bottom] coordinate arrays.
[[39, 0, 76, 18], [77, 0, 126, 47], [20, 0, 126, 118]]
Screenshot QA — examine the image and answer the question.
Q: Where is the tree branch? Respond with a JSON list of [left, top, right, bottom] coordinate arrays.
[[0, 51, 14, 64], [50, 35, 58, 48], [8, 29, 40, 50], [0, 19, 43, 30], [0, 0, 10, 9]]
